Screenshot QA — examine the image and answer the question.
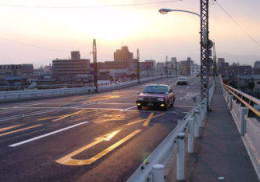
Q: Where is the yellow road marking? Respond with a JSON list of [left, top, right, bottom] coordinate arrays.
[[126, 119, 145, 126], [53, 110, 82, 122], [56, 129, 121, 165], [85, 95, 121, 103], [126, 113, 165, 127], [56, 129, 141, 166], [96, 129, 122, 141], [152, 113, 165, 119], [0, 124, 42, 137], [37, 116, 57, 121], [92, 113, 125, 124], [0, 124, 22, 132], [143, 113, 155, 127]]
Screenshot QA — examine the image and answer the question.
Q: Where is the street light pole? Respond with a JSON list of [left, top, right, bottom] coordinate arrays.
[[159, 6, 211, 109], [176, 62, 178, 77], [165, 56, 169, 78], [213, 42, 217, 77], [92, 39, 98, 93], [136, 49, 140, 84]]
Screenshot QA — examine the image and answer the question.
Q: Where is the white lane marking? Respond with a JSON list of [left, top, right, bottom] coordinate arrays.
[[26, 103, 44, 106], [81, 102, 101, 107], [9, 121, 88, 147], [123, 105, 137, 111]]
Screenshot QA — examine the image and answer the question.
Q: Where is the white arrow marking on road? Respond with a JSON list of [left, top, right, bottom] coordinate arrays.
[[9, 121, 88, 147]]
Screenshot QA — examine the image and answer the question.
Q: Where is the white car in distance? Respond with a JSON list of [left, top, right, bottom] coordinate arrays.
[[176, 77, 188, 85]]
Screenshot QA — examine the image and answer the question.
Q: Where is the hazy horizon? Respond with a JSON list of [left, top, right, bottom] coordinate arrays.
[[0, 0, 259, 68]]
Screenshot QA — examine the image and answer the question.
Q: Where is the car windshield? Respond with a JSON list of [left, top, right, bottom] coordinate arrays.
[[178, 77, 187, 81], [143, 85, 168, 94]]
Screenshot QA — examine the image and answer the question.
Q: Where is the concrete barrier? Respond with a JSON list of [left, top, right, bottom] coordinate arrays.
[[0, 76, 166, 103]]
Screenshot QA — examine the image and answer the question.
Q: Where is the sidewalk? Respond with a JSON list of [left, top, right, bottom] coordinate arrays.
[[188, 81, 259, 182]]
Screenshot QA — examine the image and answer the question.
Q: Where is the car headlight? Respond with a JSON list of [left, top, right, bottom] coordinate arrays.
[[157, 97, 164, 102]]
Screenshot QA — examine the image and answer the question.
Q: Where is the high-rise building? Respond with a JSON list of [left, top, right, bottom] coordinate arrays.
[[254, 61, 260, 74], [52, 51, 90, 82], [165, 57, 177, 75], [254, 61, 260, 68], [0, 64, 33, 78], [141, 60, 156, 76], [156, 62, 165, 75], [217, 58, 225, 69], [179, 57, 194, 76], [71, 51, 81, 60], [114, 46, 133, 62], [238, 65, 252, 75], [217, 58, 230, 76]]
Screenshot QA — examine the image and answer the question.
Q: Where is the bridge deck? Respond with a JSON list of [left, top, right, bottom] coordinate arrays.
[[188, 81, 258, 182]]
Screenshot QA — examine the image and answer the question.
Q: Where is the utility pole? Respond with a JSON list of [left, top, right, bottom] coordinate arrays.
[[213, 42, 217, 77], [93, 39, 98, 93], [175, 61, 178, 77], [136, 49, 140, 83], [165, 56, 168, 78], [200, 0, 211, 109]]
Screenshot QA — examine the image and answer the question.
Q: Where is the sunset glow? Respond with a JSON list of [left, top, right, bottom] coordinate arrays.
[[0, 0, 259, 66]]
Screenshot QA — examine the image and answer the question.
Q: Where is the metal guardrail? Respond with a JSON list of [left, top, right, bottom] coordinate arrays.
[[127, 81, 215, 182], [220, 76, 260, 180], [222, 79, 260, 117]]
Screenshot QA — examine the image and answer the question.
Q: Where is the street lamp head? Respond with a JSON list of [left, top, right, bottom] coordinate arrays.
[[159, 8, 200, 17], [159, 8, 172, 14]]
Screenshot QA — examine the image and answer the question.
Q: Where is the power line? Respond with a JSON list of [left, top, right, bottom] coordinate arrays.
[[215, 1, 260, 48], [0, 0, 182, 9]]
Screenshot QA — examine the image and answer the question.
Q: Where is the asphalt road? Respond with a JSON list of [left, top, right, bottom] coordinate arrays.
[[0, 77, 200, 182]]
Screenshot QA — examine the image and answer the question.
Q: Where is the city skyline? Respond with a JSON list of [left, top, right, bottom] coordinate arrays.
[[0, 0, 259, 67]]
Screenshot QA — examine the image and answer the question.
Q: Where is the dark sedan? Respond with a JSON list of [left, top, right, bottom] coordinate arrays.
[[136, 84, 175, 110]]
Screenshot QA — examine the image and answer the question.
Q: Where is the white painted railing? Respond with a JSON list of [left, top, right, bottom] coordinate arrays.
[[220, 76, 260, 180], [0, 76, 166, 103], [127, 81, 215, 182]]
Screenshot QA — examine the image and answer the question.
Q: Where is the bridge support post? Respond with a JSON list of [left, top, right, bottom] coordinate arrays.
[[188, 119, 194, 154], [228, 95, 233, 110], [152, 164, 165, 182], [197, 105, 202, 121], [193, 114, 200, 138], [177, 132, 185, 181], [201, 100, 207, 122], [195, 109, 202, 128], [240, 107, 248, 136]]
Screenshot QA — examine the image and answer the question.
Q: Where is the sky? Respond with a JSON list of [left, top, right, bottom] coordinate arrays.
[[0, 0, 259, 67]]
